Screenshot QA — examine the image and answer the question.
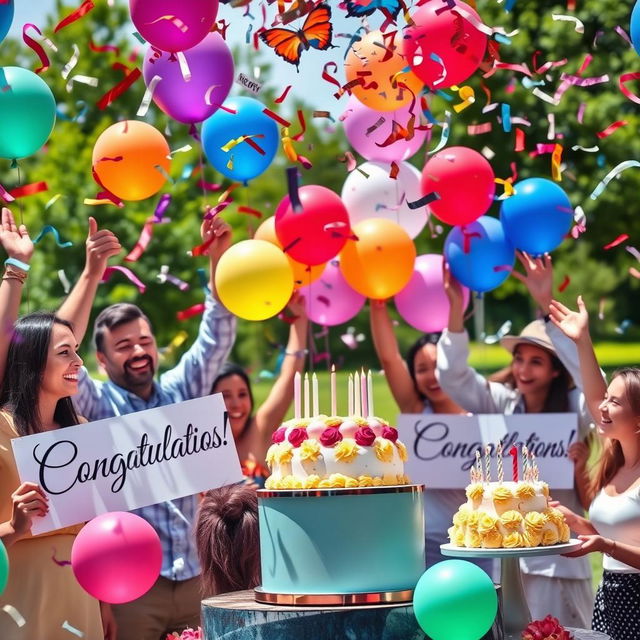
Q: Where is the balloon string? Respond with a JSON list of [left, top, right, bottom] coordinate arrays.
[[15, 162, 30, 313]]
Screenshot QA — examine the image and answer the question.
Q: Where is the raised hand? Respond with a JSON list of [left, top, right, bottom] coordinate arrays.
[[85, 216, 121, 278], [443, 260, 465, 308], [511, 251, 553, 312], [10, 481, 49, 539], [549, 296, 590, 344], [200, 216, 232, 263], [0, 208, 33, 264], [286, 291, 307, 320]]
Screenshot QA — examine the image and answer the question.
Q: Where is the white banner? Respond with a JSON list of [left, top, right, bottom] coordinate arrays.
[[397, 413, 578, 490], [12, 394, 243, 534]]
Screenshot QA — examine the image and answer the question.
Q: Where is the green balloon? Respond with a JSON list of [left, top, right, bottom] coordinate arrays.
[[0, 66, 56, 160], [0, 538, 8, 595], [413, 560, 497, 640]]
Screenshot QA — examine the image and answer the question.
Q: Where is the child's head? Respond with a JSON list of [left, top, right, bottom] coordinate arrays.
[[196, 484, 260, 596], [210, 363, 254, 441], [405, 333, 450, 404]]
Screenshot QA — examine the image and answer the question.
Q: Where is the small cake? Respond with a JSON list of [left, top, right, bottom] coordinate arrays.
[[264, 415, 410, 490]]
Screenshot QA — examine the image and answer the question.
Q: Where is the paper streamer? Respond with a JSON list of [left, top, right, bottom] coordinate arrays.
[[428, 110, 451, 154], [2, 605, 26, 627], [590, 161, 640, 200], [125, 221, 153, 262], [101, 266, 146, 293], [597, 120, 628, 139], [407, 192, 440, 209], [9, 182, 48, 198], [22, 23, 55, 74], [55, 0, 95, 32], [66, 74, 99, 93], [152, 193, 172, 222], [603, 234, 629, 250], [61, 621, 85, 637], [157, 265, 189, 290], [62, 44, 80, 79], [619, 72, 640, 105], [33, 225, 73, 248], [551, 13, 584, 33], [137, 74, 161, 116], [58, 269, 71, 293], [97, 65, 142, 110], [177, 303, 206, 321]]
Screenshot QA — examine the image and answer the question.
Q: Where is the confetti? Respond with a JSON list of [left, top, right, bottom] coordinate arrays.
[[9, 181, 48, 198], [125, 221, 154, 262], [558, 275, 570, 292], [2, 605, 26, 627], [137, 74, 161, 116], [338, 151, 357, 172], [551, 144, 563, 181], [603, 234, 629, 250], [66, 74, 99, 93], [61, 44, 80, 80], [596, 120, 627, 139], [177, 303, 206, 321], [407, 192, 440, 209], [58, 269, 71, 293], [52, 547, 72, 566], [428, 110, 451, 154], [55, 0, 95, 32], [101, 266, 146, 293], [630, 267, 640, 280], [615, 319, 632, 334], [274, 84, 293, 103], [467, 122, 492, 135], [97, 64, 141, 110], [590, 161, 640, 200], [238, 206, 263, 218], [619, 72, 640, 105], [626, 246, 640, 262], [551, 13, 584, 33], [33, 225, 73, 248], [0, 183, 15, 202], [61, 620, 85, 637], [157, 265, 189, 291], [22, 24, 54, 74]]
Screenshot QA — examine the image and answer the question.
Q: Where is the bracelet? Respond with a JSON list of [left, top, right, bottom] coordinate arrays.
[[4, 258, 30, 272], [3, 266, 28, 284], [285, 349, 308, 357], [604, 539, 616, 557]]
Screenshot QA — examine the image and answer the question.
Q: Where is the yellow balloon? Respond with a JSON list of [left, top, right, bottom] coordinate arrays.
[[215, 240, 294, 321], [340, 219, 416, 299], [254, 217, 325, 287]]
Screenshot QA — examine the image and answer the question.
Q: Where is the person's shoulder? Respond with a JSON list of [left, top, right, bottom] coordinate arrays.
[[0, 410, 18, 437]]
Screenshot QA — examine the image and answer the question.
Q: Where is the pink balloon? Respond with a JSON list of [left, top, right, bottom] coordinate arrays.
[[71, 512, 162, 604], [298, 260, 365, 326], [142, 33, 233, 124], [275, 185, 351, 266], [403, 1, 487, 89], [130, 0, 219, 53], [394, 254, 470, 333], [421, 146, 495, 226], [342, 96, 428, 163]]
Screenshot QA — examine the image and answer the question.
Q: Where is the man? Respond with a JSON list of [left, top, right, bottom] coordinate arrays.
[[58, 215, 236, 640]]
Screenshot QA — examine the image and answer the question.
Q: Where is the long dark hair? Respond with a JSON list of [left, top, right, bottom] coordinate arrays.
[[405, 333, 441, 401], [210, 362, 254, 439], [0, 312, 80, 436]]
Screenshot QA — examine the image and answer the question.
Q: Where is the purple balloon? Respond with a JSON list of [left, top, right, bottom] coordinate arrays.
[[394, 254, 470, 333], [142, 33, 233, 124], [298, 260, 365, 327], [342, 95, 428, 163]]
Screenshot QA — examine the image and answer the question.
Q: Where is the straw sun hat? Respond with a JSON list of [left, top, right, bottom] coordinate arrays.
[[499, 319, 557, 356]]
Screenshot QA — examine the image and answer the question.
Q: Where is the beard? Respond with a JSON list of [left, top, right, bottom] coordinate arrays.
[[122, 355, 156, 388]]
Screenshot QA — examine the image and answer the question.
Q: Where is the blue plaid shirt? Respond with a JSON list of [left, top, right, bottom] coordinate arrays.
[[72, 295, 236, 581]]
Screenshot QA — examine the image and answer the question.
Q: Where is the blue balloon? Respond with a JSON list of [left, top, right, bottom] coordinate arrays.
[[202, 96, 279, 183], [499, 178, 572, 255], [0, 0, 13, 45], [444, 216, 514, 292], [632, 0, 640, 56]]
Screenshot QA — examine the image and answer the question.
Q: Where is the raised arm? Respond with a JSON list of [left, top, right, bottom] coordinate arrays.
[[370, 299, 422, 413], [200, 215, 232, 300], [0, 208, 33, 386], [57, 217, 121, 345]]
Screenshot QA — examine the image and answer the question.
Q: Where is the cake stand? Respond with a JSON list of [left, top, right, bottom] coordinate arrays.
[[441, 540, 583, 640]]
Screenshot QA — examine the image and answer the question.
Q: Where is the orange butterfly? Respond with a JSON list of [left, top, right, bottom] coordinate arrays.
[[260, 3, 333, 70]]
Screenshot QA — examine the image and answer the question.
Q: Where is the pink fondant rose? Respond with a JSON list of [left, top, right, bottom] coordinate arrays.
[[288, 428, 308, 448], [354, 427, 376, 447], [272, 427, 287, 444], [319, 427, 343, 447], [522, 615, 573, 640], [381, 426, 398, 442]]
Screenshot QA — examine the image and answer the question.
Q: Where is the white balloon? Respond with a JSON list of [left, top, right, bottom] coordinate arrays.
[[341, 161, 429, 239]]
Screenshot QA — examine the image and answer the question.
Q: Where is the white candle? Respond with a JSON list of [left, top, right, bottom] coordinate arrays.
[[348, 374, 353, 416], [312, 372, 319, 417], [294, 371, 301, 420], [354, 370, 361, 417], [367, 370, 374, 417], [360, 368, 368, 418], [331, 364, 337, 416], [303, 372, 310, 419]]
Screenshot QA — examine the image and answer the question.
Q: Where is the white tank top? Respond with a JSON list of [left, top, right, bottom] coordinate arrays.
[[589, 485, 640, 573]]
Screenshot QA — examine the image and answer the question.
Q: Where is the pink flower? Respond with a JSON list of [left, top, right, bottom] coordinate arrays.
[[165, 628, 202, 640], [288, 428, 308, 448], [354, 427, 376, 446], [522, 615, 574, 640], [320, 427, 343, 447], [272, 427, 287, 444], [381, 426, 398, 443]]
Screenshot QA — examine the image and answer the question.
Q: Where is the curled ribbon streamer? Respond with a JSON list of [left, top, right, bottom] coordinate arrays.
[[9, 182, 48, 198], [604, 234, 629, 250], [590, 161, 640, 200], [152, 194, 172, 222], [62, 44, 80, 79], [551, 13, 584, 33], [146, 15, 188, 32], [238, 206, 263, 218], [615, 26, 633, 47], [408, 192, 440, 209], [558, 275, 571, 292], [596, 120, 627, 139], [619, 72, 640, 105], [532, 87, 559, 105], [157, 265, 189, 290], [322, 62, 342, 92], [83, 198, 122, 206], [66, 74, 98, 93], [429, 52, 447, 87], [125, 221, 154, 262], [532, 50, 568, 74], [55, 0, 95, 32], [203, 84, 223, 107], [89, 40, 120, 56], [291, 110, 306, 142], [262, 108, 290, 126], [551, 143, 563, 182], [453, 86, 475, 113], [137, 74, 161, 116], [61, 620, 85, 637], [203, 200, 232, 220], [97, 65, 141, 110], [176, 51, 192, 82], [101, 266, 146, 293], [177, 303, 206, 321], [2, 605, 26, 627], [275, 85, 292, 103], [33, 225, 73, 248], [577, 102, 586, 123], [167, 144, 192, 158], [0, 183, 15, 202], [22, 24, 52, 74], [428, 110, 451, 154], [338, 151, 357, 172], [571, 145, 599, 152], [286, 167, 302, 212]]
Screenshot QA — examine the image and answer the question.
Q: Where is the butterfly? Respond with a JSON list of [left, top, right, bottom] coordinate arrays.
[[343, 0, 401, 19], [260, 3, 333, 70]]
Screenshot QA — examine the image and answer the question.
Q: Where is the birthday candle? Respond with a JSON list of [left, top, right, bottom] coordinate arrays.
[[303, 372, 310, 419], [532, 452, 539, 481], [331, 365, 337, 416], [360, 369, 368, 418], [294, 371, 301, 420], [522, 445, 529, 482], [312, 372, 319, 417], [497, 441, 504, 483], [509, 445, 518, 482], [484, 445, 491, 483], [476, 449, 483, 483], [354, 370, 361, 417], [348, 374, 354, 416], [367, 370, 374, 417]]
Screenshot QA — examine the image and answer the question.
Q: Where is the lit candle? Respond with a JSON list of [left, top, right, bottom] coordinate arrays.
[[476, 449, 484, 483], [360, 369, 368, 418], [367, 370, 374, 417], [354, 370, 361, 417], [348, 374, 353, 417], [484, 445, 491, 483], [531, 452, 539, 481], [303, 372, 310, 419], [509, 445, 518, 482], [331, 364, 337, 416], [312, 372, 319, 417], [294, 371, 301, 420], [497, 441, 504, 483], [522, 445, 529, 482]]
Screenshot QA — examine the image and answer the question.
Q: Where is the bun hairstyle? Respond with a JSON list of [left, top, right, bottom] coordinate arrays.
[[196, 484, 260, 596]]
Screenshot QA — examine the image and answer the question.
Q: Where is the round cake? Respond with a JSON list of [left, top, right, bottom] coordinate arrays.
[[448, 480, 571, 549], [264, 415, 410, 490]]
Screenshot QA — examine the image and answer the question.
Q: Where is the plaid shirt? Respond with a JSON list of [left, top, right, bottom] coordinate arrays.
[[72, 295, 236, 581]]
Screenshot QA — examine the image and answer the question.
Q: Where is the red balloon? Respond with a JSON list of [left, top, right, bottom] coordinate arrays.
[[275, 186, 351, 266], [421, 147, 495, 226], [403, 1, 487, 89]]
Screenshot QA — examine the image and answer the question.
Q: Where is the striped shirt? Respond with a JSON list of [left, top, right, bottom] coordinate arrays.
[[72, 295, 236, 581]]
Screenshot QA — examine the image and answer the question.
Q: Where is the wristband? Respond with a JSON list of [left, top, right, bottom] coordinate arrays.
[[4, 258, 30, 272]]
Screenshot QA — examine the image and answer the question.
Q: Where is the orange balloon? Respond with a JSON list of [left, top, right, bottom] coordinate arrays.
[[92, 121, 171, 201], [254, 217, 325, 287], [340, 219, 416, 299], [345, 30, 424, 112]]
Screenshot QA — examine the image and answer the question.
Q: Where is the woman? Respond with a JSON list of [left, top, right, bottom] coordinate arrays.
[[0, 208, 119, 639], [437, 252, 595, 628], [548, 296, 640, 640], [211, 293, 308, 485]]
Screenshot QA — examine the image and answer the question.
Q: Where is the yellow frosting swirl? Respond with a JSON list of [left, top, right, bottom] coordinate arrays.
[[289, 419, 311, 428], [303, 474, 321, 489], [382, 473, 399, 486], [449, 526, 466, 547], [541, 482, 550, 498], [523, 529, 543, 548], [524, 511, 547, 532], [542, 527, 560, 546], [466, 511, 480, 529], [465, 529, 482, 548], [357, 475, 374, 487], [492, 486, 514, 504], [560, 523, 571, 542], [374, 437, 394, 463], [466, 483, 485, 501], [372, 477, 383, 486], [515, 483, 536, 500], [324, 417, 343, 428], [299, 439, 322, 462], [545, 508, 566, 526], [264, 476, 275, 489], [265, 444, 278, 469], [482, 529, 503, 549], [500, 510, 524, 530], [503, 532, 524, 548], [334, 439, 360, 463], [345, 476, 359, 488], [395, 441, 408, 462], [477, 513, 498, 535], [276, 442, 294, 465], [453, 509, 469, 527]]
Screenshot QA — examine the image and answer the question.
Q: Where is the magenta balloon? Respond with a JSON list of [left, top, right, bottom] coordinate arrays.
[[130, 0, 218, 53], [394, 254, 470, 333], [298, 260, 365, 326], [142, 33, 233, 124], [342, 96, 428, 162], [71, 512, 162, 604]]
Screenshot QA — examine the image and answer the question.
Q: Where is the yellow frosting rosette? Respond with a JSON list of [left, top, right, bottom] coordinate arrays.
[[482, 529, 503, 549], [465, 529, 482, 548], [523, 529, 543, 548], [303, 474, 321, 489], [540, 482, 550, 498], [345, 476, 359, 488], [372, 476, 383, 486], [452, 527, 466, 547], [374, 437, 394, 463], [357, 475, 374, 487], [276, 442, 294, 465], [560, 523, 571, 542], [540, 527, 559, 546], [466, 483, 484, 501], [515, 483, 536, 500], [500, 510, 524, 531], [382, 473, 399, 486], [453, 509, 469, 527], [466, 511, 480, 529], [324, 417, 343, 428], [545, 508, 566, 526], [503, 532, 524, 548], [265, 444, 278, 469], [395, 441, 408, 462], [299, 439, 322, 462], [524, 511, 547, 533], [334, 439, 360, 463], [492, 486, 514, 505], [477, 513, 498, 535]]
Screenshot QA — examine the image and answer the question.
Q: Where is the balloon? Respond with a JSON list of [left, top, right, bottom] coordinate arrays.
[[403, 1, 487, 89], [0, 1, 14, 45], [0, 539, 8, 595], [129, 0, 218, 53], [215, 240, 294, 321], [254, 217, 325, 287], [342, 95, 428, 163], [202, 97, 279, 183], [275, 185, 351, 266], [297, 259, 366, 326], [413, 560, 498, 640], [632, 0, 640, 55], [444, 216, 515, 292], [395, 254, 470, 333], [0, 67, 56, 160], [142, 33, 233, 124], [422, 147, 495, 226], [71, 512, 162, 604], [345, 30, 423, 112], [92, 121, 170, 201], [341, 161, 428, 239], [340, 219, 416, 299], [500, 178, 573, 255]]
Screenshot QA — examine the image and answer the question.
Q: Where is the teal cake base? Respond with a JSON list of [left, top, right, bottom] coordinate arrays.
[[257, 485, 425, 601]]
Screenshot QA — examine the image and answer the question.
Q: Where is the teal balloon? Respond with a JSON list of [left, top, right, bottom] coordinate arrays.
[[0, 67, 56, 160], [0, 0, 13, 44], [413, 560, 497, 640], [0, 539, 8, 595]]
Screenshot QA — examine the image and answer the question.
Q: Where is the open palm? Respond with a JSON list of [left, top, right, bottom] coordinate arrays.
[[0, 208, 33, 263], [549, 297, 589, 343]]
